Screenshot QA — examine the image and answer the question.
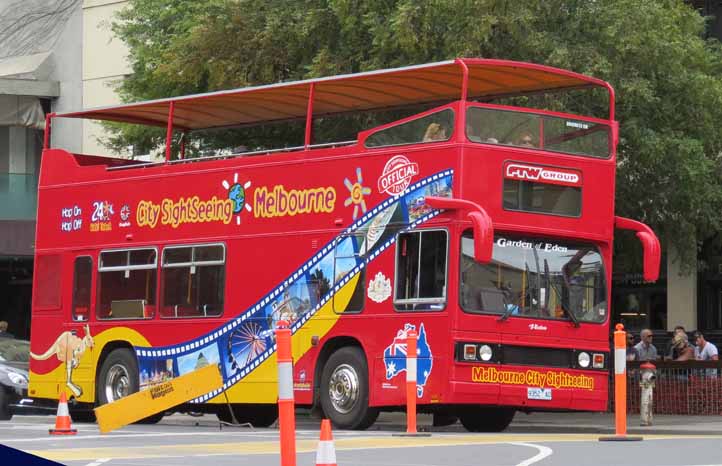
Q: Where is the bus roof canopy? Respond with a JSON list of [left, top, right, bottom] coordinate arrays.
[[56, 59, 613, 131]]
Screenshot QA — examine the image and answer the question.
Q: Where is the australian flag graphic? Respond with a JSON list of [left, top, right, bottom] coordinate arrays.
[[383, 323, 432, 397]]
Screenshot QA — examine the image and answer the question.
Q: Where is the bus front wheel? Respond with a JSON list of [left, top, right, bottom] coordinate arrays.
[[97, 348, 163, 424], [459, 406, 515, 432], [320, 347, 378, 430]]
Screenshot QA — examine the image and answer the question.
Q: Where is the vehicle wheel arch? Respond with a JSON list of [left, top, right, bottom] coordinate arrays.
[[312, 336, 365, 409], [94, 340, 136, 403]]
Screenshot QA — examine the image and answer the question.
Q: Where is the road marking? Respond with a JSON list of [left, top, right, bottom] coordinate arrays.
[[2, 430, 283, 443], [511, 442, 553, 466], [84, 458, 111, 466], [23, 434, 722, 462]]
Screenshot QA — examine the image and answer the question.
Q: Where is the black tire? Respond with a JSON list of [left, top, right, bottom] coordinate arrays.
[[459, 406, 515, 432], [432, 411, 458, 427], [320, 346, 378, 430], [97, 348, 163, 424], [216, 404, 278, 427], [0, 388, 12, 421], [69, 407, 96, 423]]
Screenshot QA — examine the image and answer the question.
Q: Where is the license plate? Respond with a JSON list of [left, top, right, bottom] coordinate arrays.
[[527, 388, 552, 400]]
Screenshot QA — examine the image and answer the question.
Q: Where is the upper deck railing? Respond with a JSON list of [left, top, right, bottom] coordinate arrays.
[[47, 58, 616, 163]]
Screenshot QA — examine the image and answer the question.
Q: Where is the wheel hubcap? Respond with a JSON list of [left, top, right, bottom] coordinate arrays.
[[105, 364, 130, 403], [328, 364, 359, 414]]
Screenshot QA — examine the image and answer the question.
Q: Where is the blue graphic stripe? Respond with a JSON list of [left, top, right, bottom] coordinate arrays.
[[135, 169, 453, 403]]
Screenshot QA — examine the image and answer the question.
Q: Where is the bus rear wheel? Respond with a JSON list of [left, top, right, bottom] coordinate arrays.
[[320, 347, 378, 430], [216, 404, 278, 427], [97, 348, 163, 424], [459, 406, 515, 432]]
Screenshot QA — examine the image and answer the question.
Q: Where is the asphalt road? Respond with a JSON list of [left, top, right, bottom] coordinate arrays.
[[1, 414, 722, 466]]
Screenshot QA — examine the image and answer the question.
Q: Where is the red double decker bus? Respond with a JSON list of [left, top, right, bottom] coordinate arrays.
[[29, 59, 660, 431]]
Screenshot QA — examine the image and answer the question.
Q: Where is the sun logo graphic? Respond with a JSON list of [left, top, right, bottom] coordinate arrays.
[[344, 168, 371, 220], [221, 173, 252, 225]]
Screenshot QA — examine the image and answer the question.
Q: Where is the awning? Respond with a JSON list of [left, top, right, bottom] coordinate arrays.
[[0, 95, 45, 129], [56, 59, 613, 131]]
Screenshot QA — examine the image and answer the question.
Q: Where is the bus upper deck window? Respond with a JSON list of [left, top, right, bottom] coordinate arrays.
[[365, 109, 454, 148]]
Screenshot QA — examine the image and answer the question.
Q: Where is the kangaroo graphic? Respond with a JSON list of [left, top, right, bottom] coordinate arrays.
[[31, 325, 94, 398]]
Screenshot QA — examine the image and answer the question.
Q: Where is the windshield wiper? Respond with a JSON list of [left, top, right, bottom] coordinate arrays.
[[500, 261, 532, 322], [549, 279, 580, 328]]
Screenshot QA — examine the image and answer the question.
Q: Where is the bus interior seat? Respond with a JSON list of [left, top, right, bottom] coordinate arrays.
[[479, 288, 506, 312], [110, 299, 146, 318]]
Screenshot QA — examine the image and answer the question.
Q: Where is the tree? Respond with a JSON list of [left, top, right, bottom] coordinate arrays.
[[110, 0, 722, 268]]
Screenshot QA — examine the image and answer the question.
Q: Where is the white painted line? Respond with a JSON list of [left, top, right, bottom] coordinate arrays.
[[84, 458, 111, 466], [510, 442, 553, 466]]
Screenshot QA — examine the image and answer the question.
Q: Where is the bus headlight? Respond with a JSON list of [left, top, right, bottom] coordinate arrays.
[[577, 351, 591, 368], [479, 345, 493, 362]]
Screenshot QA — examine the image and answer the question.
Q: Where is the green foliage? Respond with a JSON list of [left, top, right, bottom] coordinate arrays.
[[109, 0, 722, 269]]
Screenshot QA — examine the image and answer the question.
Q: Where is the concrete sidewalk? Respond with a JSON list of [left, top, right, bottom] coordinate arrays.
[[369, 411, 722, 436], [159, 410, 722, 436], [507, 411, 722, 436]]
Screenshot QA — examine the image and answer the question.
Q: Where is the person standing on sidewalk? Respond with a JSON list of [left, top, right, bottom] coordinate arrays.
[[672, 333, 695, 361], [665, 325, 687, 360], [635, 329, 658, 361], [626, 332, 639, 361], [694, 332, 719, 361], [694, 331, 718, 377]]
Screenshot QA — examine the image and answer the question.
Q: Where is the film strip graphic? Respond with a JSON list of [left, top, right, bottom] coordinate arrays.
[[135, 169, 454, 402]]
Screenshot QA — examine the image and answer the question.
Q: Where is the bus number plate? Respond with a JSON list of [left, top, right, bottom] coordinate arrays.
[[527, 388, 552, 400]]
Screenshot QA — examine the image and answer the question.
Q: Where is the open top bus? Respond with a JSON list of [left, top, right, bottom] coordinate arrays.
[[29, 58, 660, 431]]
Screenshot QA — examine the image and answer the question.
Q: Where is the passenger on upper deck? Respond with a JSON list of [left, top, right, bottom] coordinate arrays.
[[423, 123, 447, 142], [516, 132, 536, 148]]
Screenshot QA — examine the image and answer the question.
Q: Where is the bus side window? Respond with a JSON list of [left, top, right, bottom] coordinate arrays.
[[160, 244, 225, 319], [394, 230, 448, 311], [72, 256, 92, 321], [332, 233, 365, 314], [97, 248, 157, 320]]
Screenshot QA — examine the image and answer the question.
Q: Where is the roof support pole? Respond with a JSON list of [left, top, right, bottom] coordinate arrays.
[[43, 112, 55, 150], [180, 130, 187, 160], [165, 101, 175, 162], [455, 59, 469, 143], [304, 83, 315, 149], [456, 58, 469, 102]]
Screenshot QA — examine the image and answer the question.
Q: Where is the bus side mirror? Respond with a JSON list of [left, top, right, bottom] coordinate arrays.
[[425, 196, 493, 264], [615, 215, 661, 282]]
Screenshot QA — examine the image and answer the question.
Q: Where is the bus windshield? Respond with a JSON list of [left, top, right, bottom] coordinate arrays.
[[460, 231, 607, 323], [466, 106, 611, 158]]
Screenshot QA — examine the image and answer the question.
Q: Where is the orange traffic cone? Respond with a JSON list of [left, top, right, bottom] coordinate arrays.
[[49, 392, 77, 435], [315, 419, 337, 466]]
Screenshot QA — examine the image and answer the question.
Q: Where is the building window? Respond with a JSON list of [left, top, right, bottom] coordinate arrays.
[[160, 244, 225, 318], [395, 230, 448, 311], [97, 248, 157, 320], [72, 257, 92, 322]]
